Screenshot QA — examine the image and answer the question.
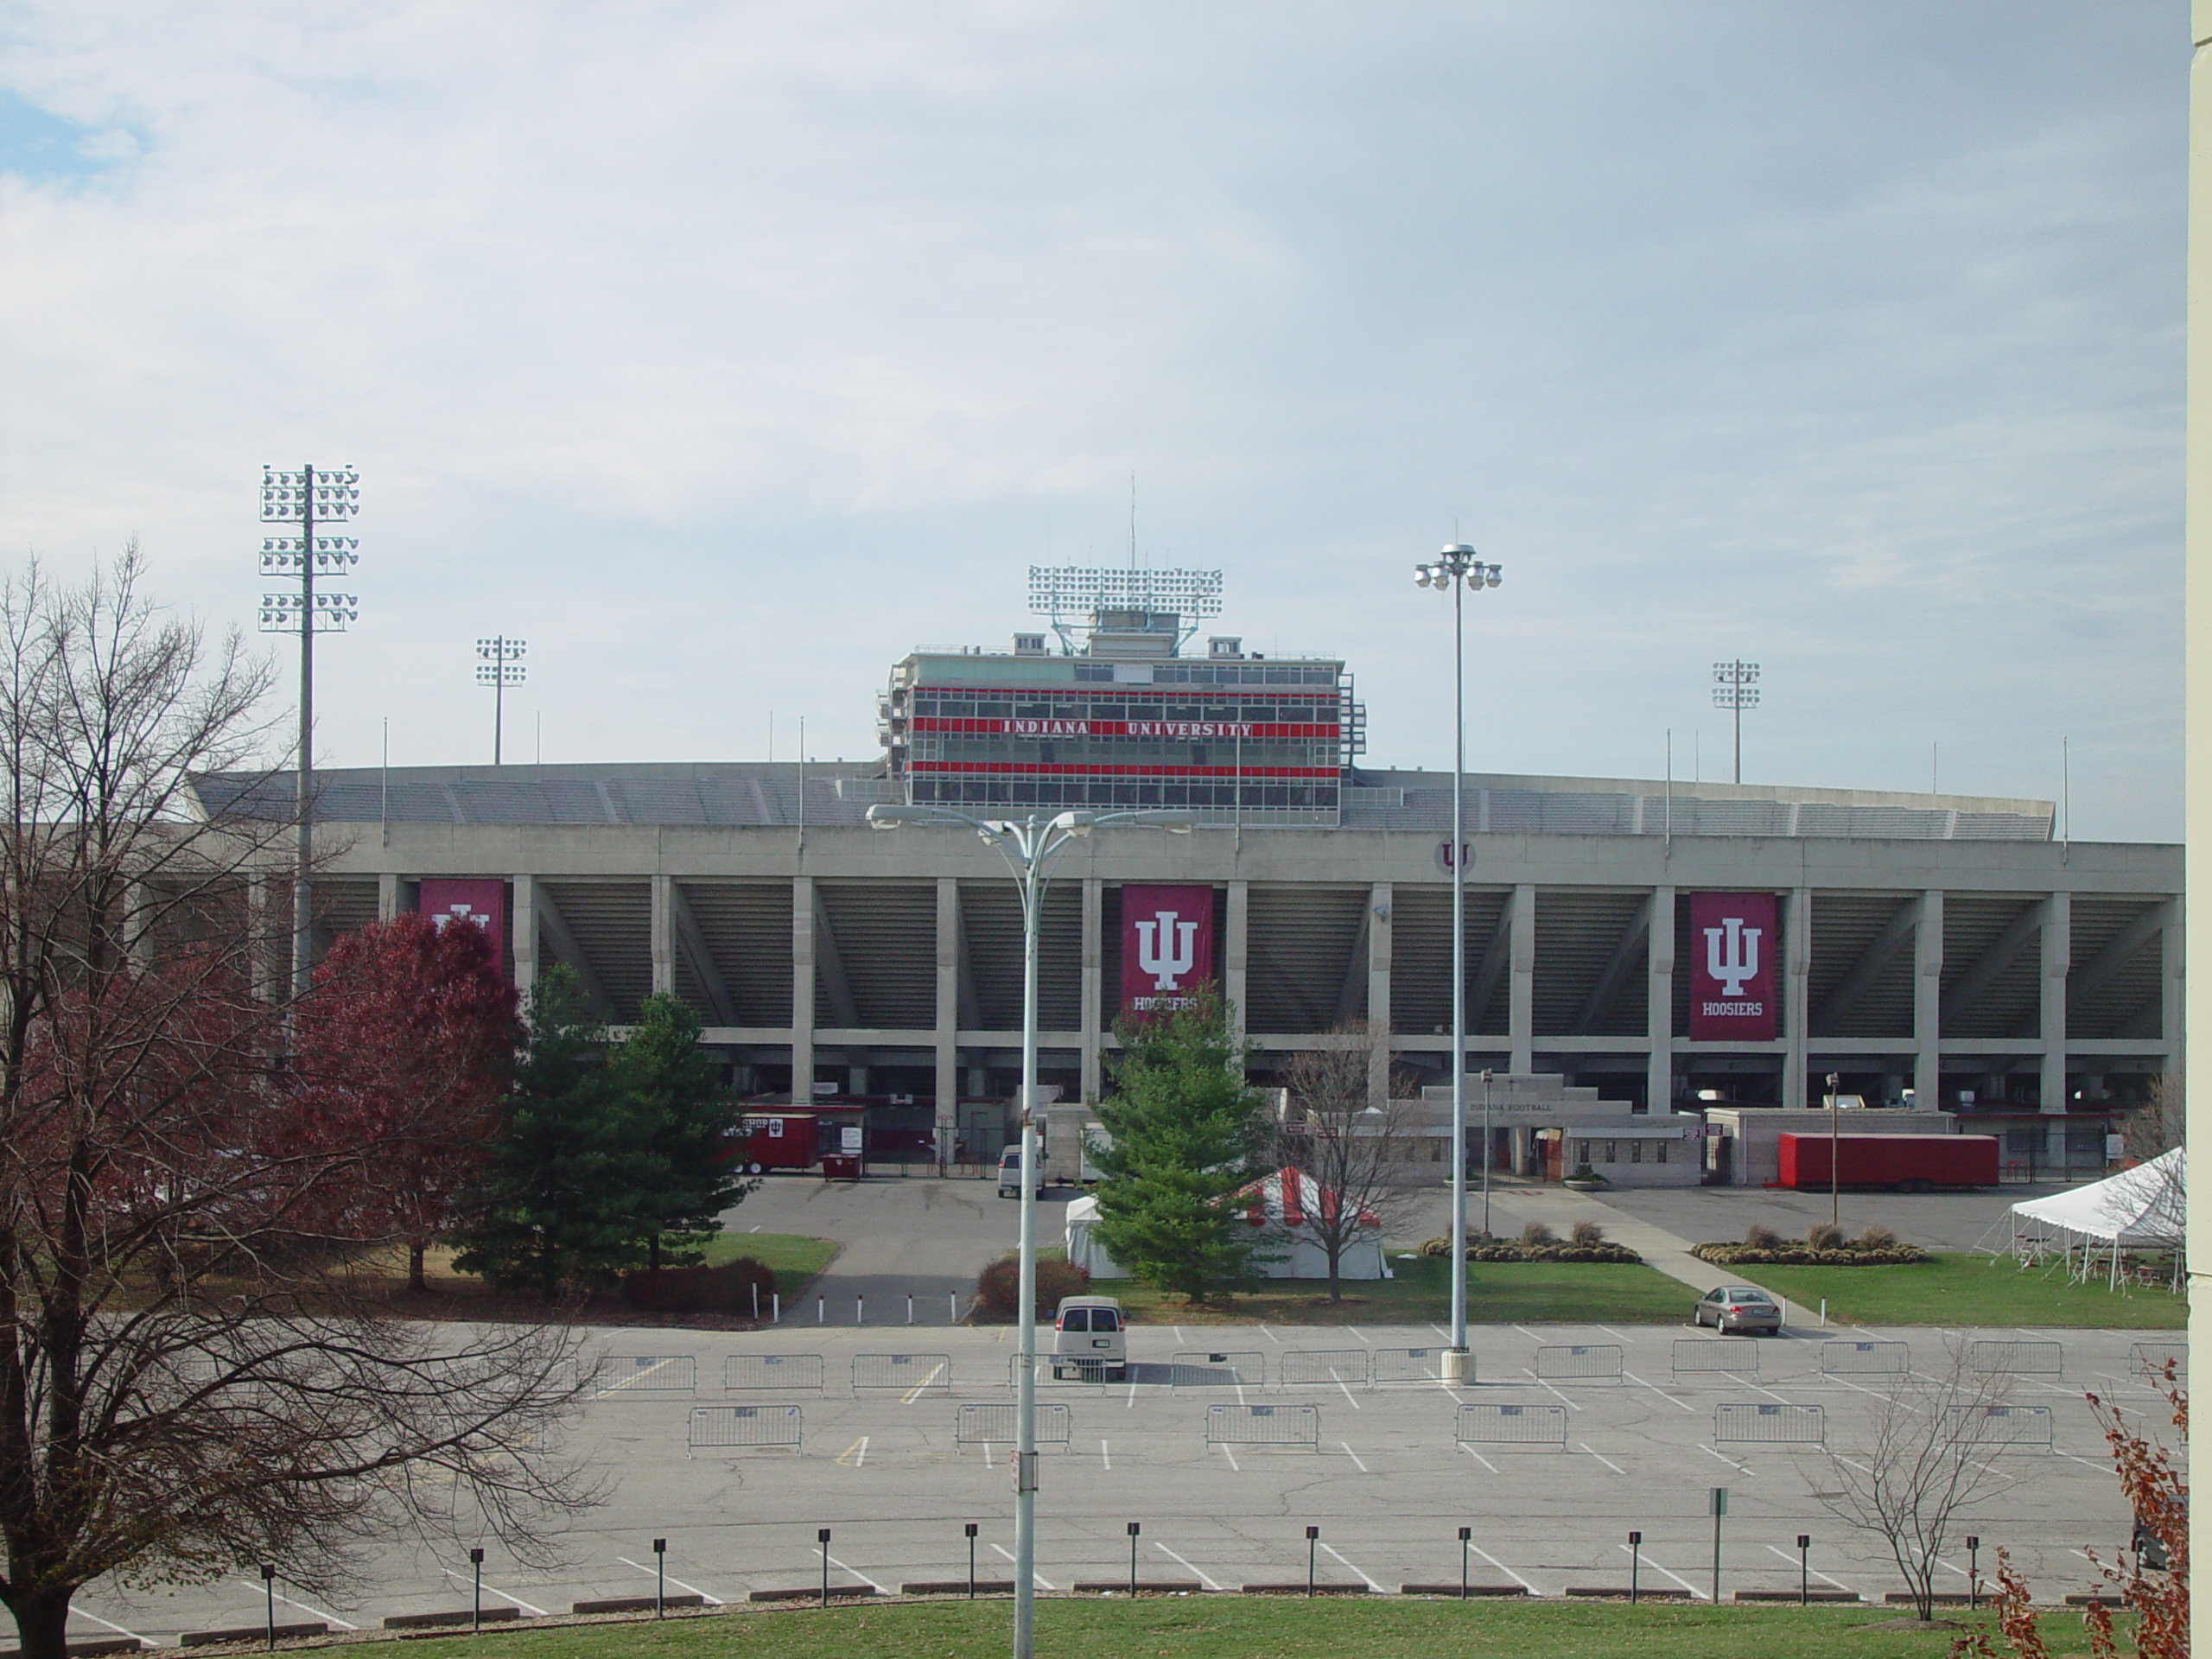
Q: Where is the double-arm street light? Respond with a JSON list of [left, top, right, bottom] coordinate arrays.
[[866, 802, 1192, 1659], [1413, 543, 1503, 1378]]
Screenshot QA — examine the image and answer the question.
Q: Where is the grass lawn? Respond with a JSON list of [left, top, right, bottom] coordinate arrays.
[[697, 1231, 840, 1298], [376, 1596, 2118, 1659], [1738, 1251, 2183, 1330], [1100, 1252, 1691, 1326]]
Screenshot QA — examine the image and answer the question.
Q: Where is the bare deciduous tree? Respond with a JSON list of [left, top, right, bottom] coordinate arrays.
[[2120, 1070, 2182, 1165], [1270, 1021, 1424, 1301], [1817, 1339, 2024, 1622], [0, 552, 600, 1659]]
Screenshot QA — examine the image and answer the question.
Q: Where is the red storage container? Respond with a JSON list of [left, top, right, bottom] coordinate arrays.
[[1777, 1132, 1999, 1192]]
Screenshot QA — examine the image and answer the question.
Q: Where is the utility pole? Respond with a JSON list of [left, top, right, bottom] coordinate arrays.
[[257, 465, 361, 1001]]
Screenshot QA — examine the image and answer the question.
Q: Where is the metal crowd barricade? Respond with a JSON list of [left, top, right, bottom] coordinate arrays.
[[1007, 1354, 1116, 1389], [724, 1354, 826, 1394], [1968, 1340, 2064, 1378], [956, 1402, 1072, 1447], [1168, 1351, 1268, 1391], [1534, 1344, 1624, 1383], [1942, 1404, 2054, 1451], [594, 1356, 697, 1397], [1205, 1403, 1320, 1449], [1819, 1340, 1911, 1377], [853, 1353, 953, 1394], [687, 1405, 802, 1457], [1671, 1339, 1761, 1381], [1713, 1403, 1827, 1445], [1372, 1347, 1458, 1386], [1453, 1402, 1567, 1448], [2129, 1342, 2186, 1382], [1279, 1350, 1371, 1389]]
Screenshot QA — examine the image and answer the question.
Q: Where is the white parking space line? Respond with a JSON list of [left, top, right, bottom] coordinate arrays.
[[1259, 1325, 1282, 1345], [826, 1554, 890, 1594], [1469, 1542, 1538, 1595], [1441, 1384, 1465, 1405], [990, 1542, 1054, 1590], [1700, 1444, 1751, 1475], [1622, 1370, 1694, 1413], [1458, 1443, 1497, 1473], [1319, 1541, 1382, 1591], [1618, 1543, 1707, 1599], [1152, 1543, 1222, 1591], [836, 1437, 870, 1466], [618, 1559, 723, 1605], [1429, 1324, 1452, 1342], [441, 1569, 546, 1617], [1332, 1374, 1363, 1409], [1522, 1370, 1584, 1410], [1579, 1442, 1624, 1474], [1718, 1371, 1794, 1404], [1822, 1374, 1920, 1410], [2056, 1450, 2108, 1471], [1511, 1325, 1542, 1342], [598, 1357, 684, 1395], [1126, 1380, 1137, 1408], [234, 1582, 357, 1630], [1835, 1453, 1874, 1474], [1597, 1325, 1630, 1341], [1218, 1446, 1241, 1471], [1174, 1326, 1185, 1344], [68, 1609, 151, 1645], [1765, 1542, 1854, 1593], [1345, 1327, 1370, 1344], [1101, 1440, 1111, 1471], [901, 1364, 947, 1404], [1339, 1441, 1369, 1472]]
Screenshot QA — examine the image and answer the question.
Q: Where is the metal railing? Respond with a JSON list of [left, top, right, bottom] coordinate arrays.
[[1205, 1404, 1320, 1448], [1671, 1340, 1760, 1380], [1942, 1404, 2054, 1451], [1819, 1340, 1910, 1377], [1713, 1403, 1826, 1445], [594, 1356, 697, 1397], [1453, 1402, 1567, 1447], [1968, 1341, 2063, 1377], [2128, 1342, 2186, 1381], [1534, 1344, 1623, 1383], [1279, 1350, 1370, 1390], [1169, 1351, 1268, 1390], [956, 1403, 1072, 1446], [688, 1405, 803, 1455], [853, 1353, 953, 1394], [1372, 1347, 1457, 1386]]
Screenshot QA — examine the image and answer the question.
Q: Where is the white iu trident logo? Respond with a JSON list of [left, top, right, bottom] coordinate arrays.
[[1135, 909, 1198, 991], [1702, 915, 1762, 997]]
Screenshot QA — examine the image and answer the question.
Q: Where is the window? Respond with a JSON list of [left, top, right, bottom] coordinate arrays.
[[1061, 1309, 1090, 1332], [1630, 1141, 1643, 1164], [1655, 1141, 1668, 1164], [1092, 1310, 1119, 1332]]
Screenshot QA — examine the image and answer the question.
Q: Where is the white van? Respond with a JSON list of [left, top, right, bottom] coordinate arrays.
[[1050, 1295, 1128, 1380], [996, 1146, 1041, 1199]]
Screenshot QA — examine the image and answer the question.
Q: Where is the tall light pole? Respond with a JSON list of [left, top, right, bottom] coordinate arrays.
[[1414, 543, 1503, 1378], [866, 803, 1192, 1659], [258, 465, 361, 1001], [475, 636, 528, 764], [1712, 660, 1760, 785], [1826, 1070, 1841, 1232]]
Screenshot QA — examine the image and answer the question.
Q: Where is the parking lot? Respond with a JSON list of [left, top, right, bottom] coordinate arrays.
[[68, 1316, 2177, 1644]]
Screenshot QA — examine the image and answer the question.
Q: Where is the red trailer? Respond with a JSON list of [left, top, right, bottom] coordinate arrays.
[[1777, 1132, 1999, 1192], [729, 1111, 820, 1174]]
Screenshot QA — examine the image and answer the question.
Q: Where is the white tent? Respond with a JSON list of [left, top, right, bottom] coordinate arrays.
[[1063, 1169, 1389, 1282], [2009, 1148, 2184, 1288], [1064, 1193, 1123, 1279]]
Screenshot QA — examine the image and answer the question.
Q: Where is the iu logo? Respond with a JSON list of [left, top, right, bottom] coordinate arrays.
[[1135, 910, 1198, 991], [432, 903, 491, 933], [1702, 915, 1762, 997]]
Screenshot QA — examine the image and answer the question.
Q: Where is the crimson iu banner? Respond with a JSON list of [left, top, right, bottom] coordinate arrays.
[[1119, 885, 1214, 1015], [1688, 891, 1777, 1041], [418, 878, 505, 947]]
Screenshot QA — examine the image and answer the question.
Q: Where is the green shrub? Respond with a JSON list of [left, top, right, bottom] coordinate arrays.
[[1857, 1224, 1899, 1252], [619, 1257, 775, 1315]]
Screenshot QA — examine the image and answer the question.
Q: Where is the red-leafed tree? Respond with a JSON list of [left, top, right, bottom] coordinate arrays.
[[288, 912, 521, 1290]]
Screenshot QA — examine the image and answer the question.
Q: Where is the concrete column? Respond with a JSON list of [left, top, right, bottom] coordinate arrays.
[[1783, 887, 1812, 1109], [1914, 890, 1944, 1108], [1080, 876, 1103, 1102], [1646, 886, 1675, 1114], [650, 874, 675, 996], [2161, 897, 2184, 1088], [1509, 883, 1535, 1074], [934, 878, 960, 1164], [2042, 892, 2071, 1155], [1368, 883, 1394, 1104], [1224, 880, 1249, 1055], [377, 873, 400, 923], [511, 874, 537, 1001], [244, 877, 276, 1003], [791, 874, 816, 1103]]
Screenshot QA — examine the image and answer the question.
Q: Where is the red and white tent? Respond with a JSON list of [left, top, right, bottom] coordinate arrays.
[[1230, 1167, 1386, 1280]]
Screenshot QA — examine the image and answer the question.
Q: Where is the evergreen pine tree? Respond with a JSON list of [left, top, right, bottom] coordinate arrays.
[[612, 992, 753, 1270], [1090, 988, 1277, 1303]]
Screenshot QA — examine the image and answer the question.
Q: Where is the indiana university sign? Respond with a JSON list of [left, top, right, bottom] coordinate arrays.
[[1688, 892, 1777, 1041], [1119, 884, 1214, 1016]]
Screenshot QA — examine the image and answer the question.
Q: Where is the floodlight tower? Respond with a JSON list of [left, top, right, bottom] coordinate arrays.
[[475, 636, 528, 764], [1712, 660, 1760, 785], [1027, 564, 1223, 655], [1412, 542, 1503, 1381], [258, 464, 361, 1001]]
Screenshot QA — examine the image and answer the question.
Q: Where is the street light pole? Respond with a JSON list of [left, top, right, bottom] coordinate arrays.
[[1415, 543, 1503, 1375], [1827, 1071, 1841, 1231], [867, 802, 1192, 1659]]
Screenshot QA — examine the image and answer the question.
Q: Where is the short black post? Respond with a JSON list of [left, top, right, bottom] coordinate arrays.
[[1967, 1536, 1980, 1611], [1128, 1522, 1141, 1597], [653, 1538, 666, 1618], [1628, 1531, 1642, 1605], [818, 1528, 832, 1607], [1458, 1526, 1471, 1600], [1306, 1525, 1319, 1598], [261, 1565, 276, 1652], [469, 1548, 484, 1632], [1796, 1535, 1810, 1606], [965, 1522, 979, 1599]]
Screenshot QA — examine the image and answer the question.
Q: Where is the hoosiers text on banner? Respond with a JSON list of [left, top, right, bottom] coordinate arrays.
[[1119, 885, 1214, 1015], [1688, 892, 1777, 1041]]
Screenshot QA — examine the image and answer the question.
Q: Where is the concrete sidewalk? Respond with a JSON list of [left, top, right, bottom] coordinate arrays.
[[1472, 1183, 1738, 1297]]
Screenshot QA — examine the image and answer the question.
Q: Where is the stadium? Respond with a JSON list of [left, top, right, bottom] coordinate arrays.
[[198, 569, 2179, 1188]]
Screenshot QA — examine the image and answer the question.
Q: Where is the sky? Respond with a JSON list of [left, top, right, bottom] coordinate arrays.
[[0, 3, 2185, 839]]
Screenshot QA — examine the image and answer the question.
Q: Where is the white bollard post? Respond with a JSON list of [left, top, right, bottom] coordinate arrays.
[[752, 1282, 760, 1320], [906, 1294, 914, 1325], [817, 1295, 824, 1324], [856, 1296, 864, 1325], [772, 1293, 780, 1323], [951, 1292, 958, 1323]]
